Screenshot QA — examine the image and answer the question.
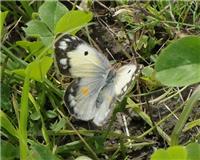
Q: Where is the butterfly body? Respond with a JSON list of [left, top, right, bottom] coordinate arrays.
[[54, 34, 138, 126]]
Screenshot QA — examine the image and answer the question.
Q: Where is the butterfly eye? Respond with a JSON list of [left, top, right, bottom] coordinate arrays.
[[84, 51, 89, 56]]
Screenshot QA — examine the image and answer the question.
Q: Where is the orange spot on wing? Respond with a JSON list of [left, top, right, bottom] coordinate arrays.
[[80, 86, 89, 96]]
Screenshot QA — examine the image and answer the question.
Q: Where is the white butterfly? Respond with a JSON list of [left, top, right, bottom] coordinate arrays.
[[54, 34, 138, 126]]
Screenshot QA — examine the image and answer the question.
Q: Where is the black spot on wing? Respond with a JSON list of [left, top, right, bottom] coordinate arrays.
[[84, 51, 88, 56]]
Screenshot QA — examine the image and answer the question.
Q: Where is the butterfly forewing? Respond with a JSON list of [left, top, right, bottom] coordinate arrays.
[[114, 64, 137, 97], [54, 34, 111, 78]]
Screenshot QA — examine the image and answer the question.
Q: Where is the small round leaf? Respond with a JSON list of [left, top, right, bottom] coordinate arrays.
[[155, 36, 200, 86]]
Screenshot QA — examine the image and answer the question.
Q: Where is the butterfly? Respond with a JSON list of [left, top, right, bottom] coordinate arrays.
[[54, 33, 139, 126]]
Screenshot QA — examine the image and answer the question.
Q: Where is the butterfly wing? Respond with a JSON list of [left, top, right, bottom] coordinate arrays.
[[54, 34, 111, 77], [64, 76, 106, 121], [54, 34, 138, 126], [54, 34, 112, 121], [114, 64, 137, 97], [92, 64, 138, 126], [93, 83, 116, 126]]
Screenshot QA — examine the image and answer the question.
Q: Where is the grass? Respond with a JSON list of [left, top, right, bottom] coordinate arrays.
[[1, 1, 200, 160], [18, 75, 29, 160]]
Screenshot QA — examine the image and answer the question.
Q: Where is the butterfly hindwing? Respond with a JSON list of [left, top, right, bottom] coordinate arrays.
[[64, 76, 107, 121], [93, 82, 116, 126], [92, 64, 138, 126]]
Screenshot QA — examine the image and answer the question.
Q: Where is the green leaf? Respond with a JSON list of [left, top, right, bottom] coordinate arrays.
[[26, 56, 53, 82], [151, 149, 170, 160], [1, 140, 19, 160], [151, 143, 200, 160], [186, 143, 200, 160], [50, 118, 66, 132], [12, 69, 26, 77], [16, 40, 44, 54], [167, 146, 187, 160], [30, 111, 40, 121], [55, 10, 93, 34], [1, 53, 20, 70], [141, 66, 161, 90], [16, 40, 54, 59], [155, 36, 200, 86], [93, 136, 105, 153], [0, 11, 8, 37], [142, 66, 154, 77], [23, 20, 54, 46], [46, 110, 57, 119], [151, 146, 187, 160], [12, 57, 53, 82], [0, 111, 19, 139], [29, 142, 60, 160], [136, 35, 148, 50], [39, 1, 68, 31]]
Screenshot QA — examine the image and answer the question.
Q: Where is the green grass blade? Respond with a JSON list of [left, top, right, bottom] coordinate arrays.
[[127, 98, 171, 144], [183, 118, 200, 132], [0, 110, 19, 139], [57, 109, 99, 160], [19, 75, 30, 160], [171, 85, 200, 145], [28, 93, 51, 147], [20, 1, 34, 18]]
